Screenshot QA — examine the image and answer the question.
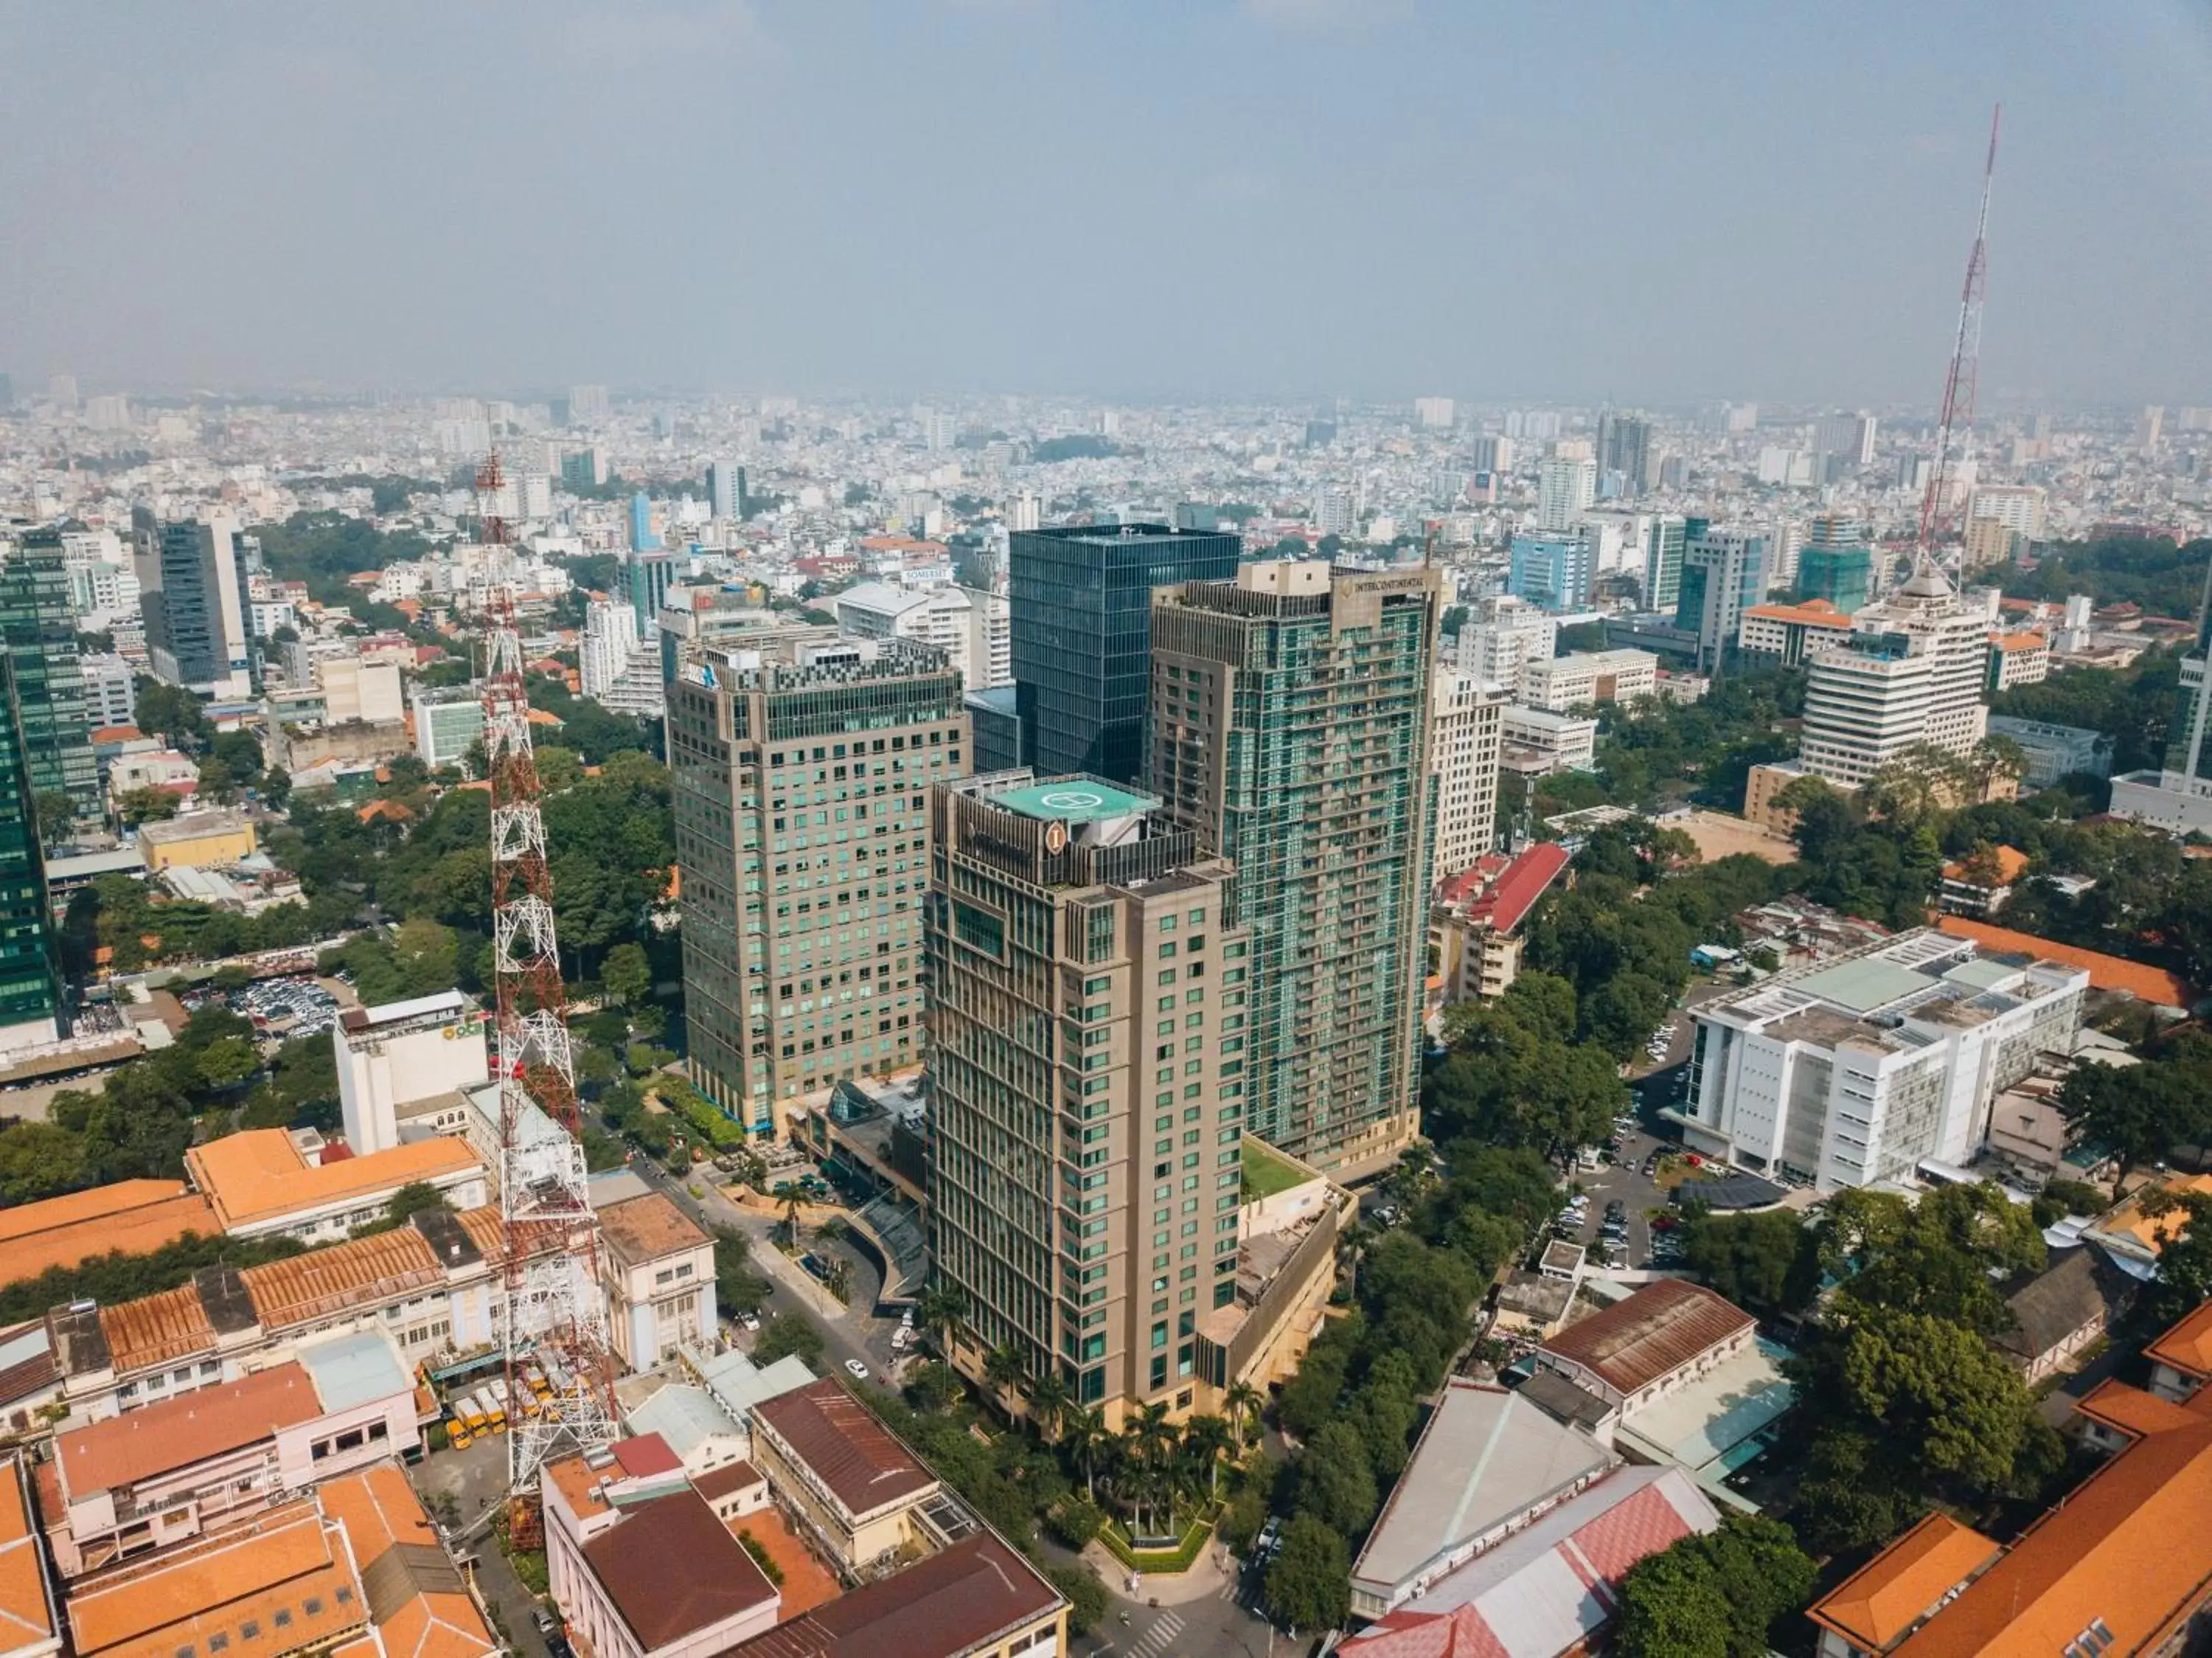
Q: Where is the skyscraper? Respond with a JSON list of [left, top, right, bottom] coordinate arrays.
[[622, 549, 674, 636], [1797, 517, 1874, 616], [1149, 562, 1440, 1177], [569, 384, 611, 424], [1642, 514, 1686, 613], [2110, 553, 2212, 832], [1674, 527, 1769, 673], [1535, 457, 1596, 531], [1596, 412, 1652, 495], [668, 633, 966, 1131], [925, 772, 1246, 1419], [628, 490, 660, 552], [0, 654, 63, 1046], [0, 532, 98, 822], [707, 460, 746, 521], [1009, 523, 1240, 785], [1507, 532, 1593, 612], [130, 507, 252, 699], [1812, 411, 1877, 469]]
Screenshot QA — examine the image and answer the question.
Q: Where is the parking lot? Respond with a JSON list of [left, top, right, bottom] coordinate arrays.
[[181, 973, 340, 1037]]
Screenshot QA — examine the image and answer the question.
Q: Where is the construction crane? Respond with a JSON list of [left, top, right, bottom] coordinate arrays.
[[1916, 104, 2002, 567], [476, 452, 617, 1525]]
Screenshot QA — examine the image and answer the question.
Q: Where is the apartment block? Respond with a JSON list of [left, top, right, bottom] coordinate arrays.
[[1798, 565, 1992, 791], [1427, 670, 1508, 879], [668, 633, 966, 1132], [1677, 929, 2088, 1191], [1148, 562, 1439, 1179], [925, 772, 1248, 1421], [1517, 648, 1658, 712]]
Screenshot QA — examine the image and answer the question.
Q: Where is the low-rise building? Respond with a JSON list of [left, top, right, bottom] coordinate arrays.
[[0, 1456, 59, 1658], [1533, 1280, 1756, 1420], [748, 1379, 940, 1573], [1937, 844, 2030, 918], [184, 1128, 487, 1242], [1517, 648, 1658, 712], [719, 1530, 1067, 1658], [1732, 895, 1890, 971], [1809, 1299, 2212, 1657], [1737, 598, 1857, 667], [1992, 1246, 2135, 1385], [1986, 629, 2050, 692], [1499, 706, 1598, 775], [136, 811, 255, 872], [45, 1332, 422, 1576], [1985, 716, 2113, 788], [1742, 757, 1862, 838], [0, 1182, 218, 1295], [1431, 842, 1571, 1004], [1677, 929, 2090, 1192], [1194, 1142, 1353, 1404], [597, 1194, 716, 1370], [2082, 1173, 2212, 1273]]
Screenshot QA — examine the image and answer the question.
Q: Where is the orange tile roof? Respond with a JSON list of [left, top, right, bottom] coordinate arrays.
[[598, 1193, 710, 1269], [318, 1465, 496, 1658], [2146, 1298, 2212, 1382], [0, 1456, 55, 1656], [1995, 631, 2048, 651], [240, 1225, 445, 1330], [1893, 1386, 2212, 1658], [99, 1284, 216, 1375], [1935, 915, 2194, 1008], [2074, 1377, 2202, 1439], [1941, 845, 2031, 885], [1745, 600, 1853, 627], [1809, 1513, 2000, 1652], [2090, 1173, 2212, 1259], [66, 1502, 363, 1658], [57, 1364, 321, 1498], [186, 1131, 481, 1229], [0, 1182, 218, 1291]]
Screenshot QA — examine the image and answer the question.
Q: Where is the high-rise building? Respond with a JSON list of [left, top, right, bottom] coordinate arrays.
[[629, 490, 660, 553], [0, 532, 98, 821], [1303, 419, 1337, 449], [921, 409, 957, 452], [1812, 411, 1877, 469], [707, 460, 746, 521], [580, 600, 640, 700], [568, 384, 611, 424], [80, 653, 135, 729], [1642, 514, 1686, 613], [1967, 484, 2048, 540], [0, 654, 63, 1047], [925, 771, 1245, 1419], [669, 633, 965, 1131], [1596, 412, 1652, 495], [1535, 457, 1596, 531], [2137, 406, 2166, 451], [1798, 563, 1992, 790], [559, 447, 605, 490], [622, 549, 674, 636], [1470, 434, 1514, 474], [0, 374, 13, 410], [2110, 553, 2212, 833], [130, 507, 253, 700], [1149, 561, 1440, 1177], [411, 683, 487, 772], [46, 374, 78, 411], [1797, 517, 1874, 615], [1507, 532, 1593, 612], [1314, 488, 1354, 537], [833, 583, 1009, 693], [1428, 670, 1508, 879], [1009, 524, 1241, 785], [1007, 491, 1043, 533], [1456, 596, 1558, 686], [1674, 527, 1769, 673], [1414, 396, 1456, 431]]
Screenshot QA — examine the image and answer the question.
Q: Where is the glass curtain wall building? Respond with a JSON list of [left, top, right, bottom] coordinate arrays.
[[1147, 562, 1441, 1179], [667, 632, 967, 1133], [1, 530, 99, 821], [0, 654, 63, 1043], [1010, 524, 1240, 785]]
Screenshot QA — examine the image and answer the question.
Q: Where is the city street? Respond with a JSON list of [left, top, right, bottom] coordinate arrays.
[[408, 1435, 552, 1658]]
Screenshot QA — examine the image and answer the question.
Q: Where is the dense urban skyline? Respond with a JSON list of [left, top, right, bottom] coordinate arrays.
[[5, 2, 2212, 402]]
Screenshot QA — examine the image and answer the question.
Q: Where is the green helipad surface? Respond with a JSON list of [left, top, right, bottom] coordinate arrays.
[[994, 780, 1158, 822]]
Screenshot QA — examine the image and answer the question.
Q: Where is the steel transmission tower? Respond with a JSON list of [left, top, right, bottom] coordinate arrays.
[[1916, 105, 2001, 566], [476, 452, 617, 1505]]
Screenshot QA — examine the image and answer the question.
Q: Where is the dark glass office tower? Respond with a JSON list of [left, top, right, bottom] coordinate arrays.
[[1, 531, 99, 822], [0, 655, 63, 1038], [1011, 524, 1240, 784]]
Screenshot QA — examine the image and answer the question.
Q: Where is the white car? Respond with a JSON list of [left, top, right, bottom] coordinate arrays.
[[891, 1328, 910, 1349], [845, 1359, 870, 1380], [740, 1312, 761, 1332]]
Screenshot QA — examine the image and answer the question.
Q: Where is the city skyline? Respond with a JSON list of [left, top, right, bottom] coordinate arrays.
[[5, 3, 2212, 403]]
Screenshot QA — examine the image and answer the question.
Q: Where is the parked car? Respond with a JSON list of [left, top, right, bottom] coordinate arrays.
[[845, 1359, 870, 1380]]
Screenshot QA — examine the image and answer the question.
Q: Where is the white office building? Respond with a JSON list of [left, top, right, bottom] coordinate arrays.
[[335, 991, 493, 1156], [1500, 705, 1599, 774], [411, 684, 487, 771], [1456, 596, 1557, 686], [80, 653, 136, 729], [832, 580, 1006, 691], [1517, 649, 1659, 712], [1429, 670, 1509, 879], [580, 598, 640, 699], [1797, 563, 1991, 789], [1677, 929, 2089, 1192], [1535, 457, 1596, 532]]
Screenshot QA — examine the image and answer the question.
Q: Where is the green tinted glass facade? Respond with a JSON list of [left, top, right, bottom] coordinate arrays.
[[1, 531, 99, 821], [0, 655, 62, 1035], [1010, 525, 1240, 784]]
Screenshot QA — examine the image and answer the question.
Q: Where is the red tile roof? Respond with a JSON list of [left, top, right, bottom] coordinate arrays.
[[58, 1364, 321, 1498], [577, 1489, 776, 1648], [751, 1381, 936, 1519], [1540, 1280, 1753, 1397], [721, 1531, 1062, 1658]]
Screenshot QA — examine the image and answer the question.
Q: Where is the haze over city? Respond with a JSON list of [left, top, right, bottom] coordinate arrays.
[[6, 1, 2212, 401]]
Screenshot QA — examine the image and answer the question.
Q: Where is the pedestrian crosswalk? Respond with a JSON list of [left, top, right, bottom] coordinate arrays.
[[1129, 1612, 1183, 1657]]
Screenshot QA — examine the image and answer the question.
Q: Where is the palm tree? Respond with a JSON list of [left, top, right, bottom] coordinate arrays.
[[1026, 1367, 1075, 1444], [1225, 1381, 1265, 1449], [984, 1344, 1028, 1421], [1181, 1413, 1234, 1499], [1337, 1219, 1376, 1300], [1123, 1403, 1180, 1538], [773, 1182, 804, 1247], [916, 1283, 968, 1359], [1064, 1406, 1110, 1501]]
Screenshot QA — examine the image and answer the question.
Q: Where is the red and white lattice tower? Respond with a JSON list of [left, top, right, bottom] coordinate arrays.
[[476, 451, 617, 1499], [1916, 105, 2001, 569]]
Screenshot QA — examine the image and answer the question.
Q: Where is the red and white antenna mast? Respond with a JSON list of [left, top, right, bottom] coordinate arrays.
[[1916, 104, 2001, 567], [477, 451, 616, 1502]]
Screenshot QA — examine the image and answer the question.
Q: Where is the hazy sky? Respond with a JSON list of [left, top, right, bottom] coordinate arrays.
[[5, 1, 2210, 407]]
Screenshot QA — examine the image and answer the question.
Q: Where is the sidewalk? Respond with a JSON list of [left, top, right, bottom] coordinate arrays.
[[1082, 1533, 1235, 1606]]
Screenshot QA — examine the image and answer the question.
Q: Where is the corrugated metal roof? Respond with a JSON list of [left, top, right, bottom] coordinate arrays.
[[1539, 1281, 1753, 1398]]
